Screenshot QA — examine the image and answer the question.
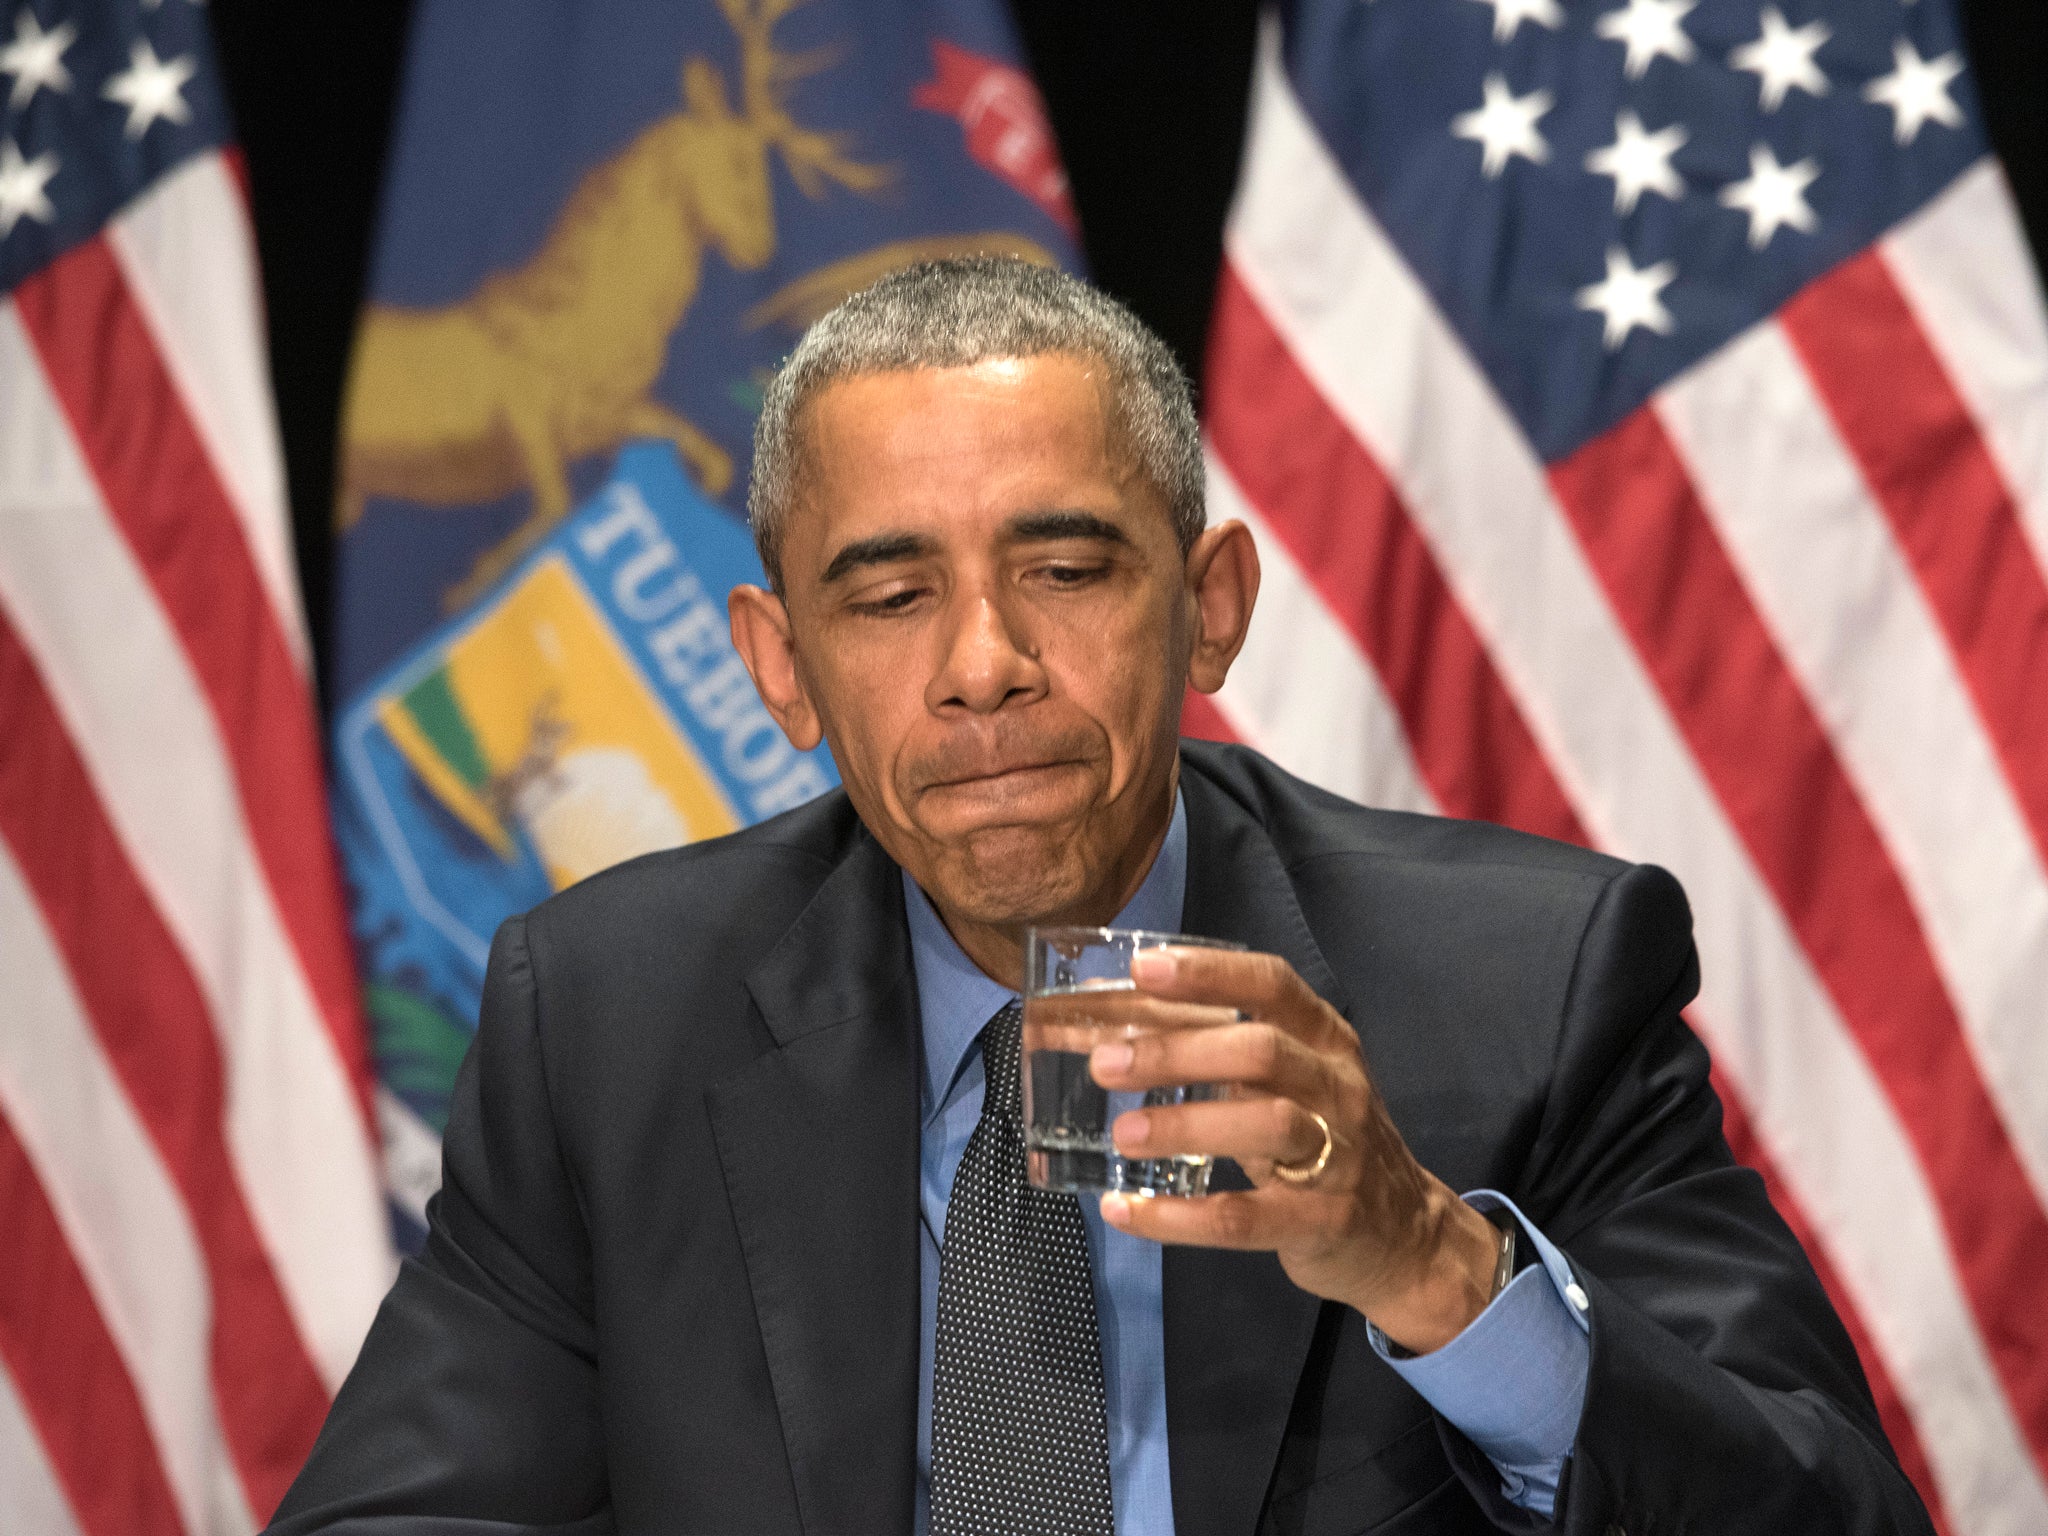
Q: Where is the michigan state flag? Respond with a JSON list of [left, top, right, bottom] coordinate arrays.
[[330, 0, 1081, 1231]]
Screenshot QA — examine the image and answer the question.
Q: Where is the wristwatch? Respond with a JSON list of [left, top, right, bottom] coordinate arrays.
[[1484, 1204, 1539, 1302], [1375, 1205, 1538, 1360]]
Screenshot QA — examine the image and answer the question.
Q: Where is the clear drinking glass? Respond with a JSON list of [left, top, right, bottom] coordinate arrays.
[[1021, 927, 1243, 1198]]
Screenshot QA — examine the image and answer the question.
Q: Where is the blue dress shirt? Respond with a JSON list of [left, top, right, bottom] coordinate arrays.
[[905, 791, 1593, 1530]]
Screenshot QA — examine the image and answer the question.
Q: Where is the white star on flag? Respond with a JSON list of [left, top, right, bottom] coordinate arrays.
[[1719, 142, 1820, 248], [1595, 0, 1698, 80], [0, 136, 56, 236], [1576, 245, 1678, 349], [1452, 72, 1553, 178], [1862, 37, 1964, 145], [101, 38, 197, 139], [0, 9, 75, 110], [1730, 7, 1831, 112], [1585, 110, 1688, 215], [1470, 0, 1564, 44]]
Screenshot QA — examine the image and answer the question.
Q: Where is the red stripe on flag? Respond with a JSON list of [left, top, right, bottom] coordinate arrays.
[[1712, 1062, 1951, 1533], [1780, 249, 2048, 873], [1206, 268, 1589, 845], [0, 1106, 186, 1536], [1551, 408, 2048, 1476], [9, 236, 375, 1139], [0, 616, 332, 1520], [1181, 688, 1239, 745], [220, 145, 253, 209]]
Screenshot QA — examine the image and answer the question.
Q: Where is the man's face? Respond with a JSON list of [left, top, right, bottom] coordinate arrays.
[[757, 355, 1193, 931]]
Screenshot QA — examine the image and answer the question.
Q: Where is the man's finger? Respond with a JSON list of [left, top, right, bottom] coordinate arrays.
[[1029, 996, 1240, 1057], [1129, 946, 1351, 1050], [1090, 1020, 1333, 1103], [1110, 1094, 1332, 1167], [1035, 994, 1242, 1036], [1098, 1187, 1319, 1251]]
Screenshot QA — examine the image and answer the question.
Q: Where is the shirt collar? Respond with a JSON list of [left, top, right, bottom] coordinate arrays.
[[903, 788, 1189, 1124]]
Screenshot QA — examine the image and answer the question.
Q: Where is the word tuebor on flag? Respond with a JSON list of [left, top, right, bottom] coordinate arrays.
[[1190, 1, 2048, 1532], [0, 1, 392, 1533]]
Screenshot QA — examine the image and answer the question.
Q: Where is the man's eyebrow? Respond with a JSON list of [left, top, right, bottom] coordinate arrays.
[[1005, 510, 1132, 547], [819, 531, 936, 585]]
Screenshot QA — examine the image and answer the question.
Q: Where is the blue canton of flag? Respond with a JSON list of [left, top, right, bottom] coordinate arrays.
[[0, 0, 227, 288], [1289, 0, 1982, 459]]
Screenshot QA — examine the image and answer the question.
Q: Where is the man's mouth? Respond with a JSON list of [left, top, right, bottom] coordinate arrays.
[[907, 724, 1104, 818], [920, 760, 1090, 806], [928, 758, 1078, 790]]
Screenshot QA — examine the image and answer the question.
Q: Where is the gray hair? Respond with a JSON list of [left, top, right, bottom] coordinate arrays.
[[748, 257, 1204, 589]]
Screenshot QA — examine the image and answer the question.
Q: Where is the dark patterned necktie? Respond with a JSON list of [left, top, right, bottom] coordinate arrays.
[[930, 1001, 1116, 1535]]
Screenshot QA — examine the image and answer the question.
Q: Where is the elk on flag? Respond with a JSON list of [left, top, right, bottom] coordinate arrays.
[[1193, 0, 2048, 1531], [329, 0, 1081, 1237], [0, 0, 391, 1532]]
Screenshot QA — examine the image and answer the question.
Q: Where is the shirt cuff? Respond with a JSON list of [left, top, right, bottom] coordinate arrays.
[[1366, 1191, 1591, 1515]]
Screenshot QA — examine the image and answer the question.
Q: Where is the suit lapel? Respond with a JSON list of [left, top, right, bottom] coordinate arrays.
[[707, 829, 921, 1536], [1164, 763, 1352, 1536]]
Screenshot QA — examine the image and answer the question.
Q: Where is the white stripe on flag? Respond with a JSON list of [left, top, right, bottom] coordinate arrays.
[[1224, 37, 2048, 1531], [0, 303, 391, 1388], [1658, 321, 2048, 1204], [0, 1361, 86, 1536], [104, 154, 308, 668], [1205, 453, 1436, 817], [1883, 160, 2048, 575], [0, 839, 249, 1536]]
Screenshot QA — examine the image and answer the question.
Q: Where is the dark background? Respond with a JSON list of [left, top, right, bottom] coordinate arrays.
[[206, 0, 2047, 706]]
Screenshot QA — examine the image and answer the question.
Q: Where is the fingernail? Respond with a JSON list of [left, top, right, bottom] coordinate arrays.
[[1114, 1111, 1150, 1148], [1092, 1042, 1133, 1077], [1100, 1192, 1131, 1227], [1132, 951, 1175, 986]]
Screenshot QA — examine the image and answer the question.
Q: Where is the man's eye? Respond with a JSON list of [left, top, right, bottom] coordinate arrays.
[[1038, 563, 1107, 587], [852, 587, 926, 615]]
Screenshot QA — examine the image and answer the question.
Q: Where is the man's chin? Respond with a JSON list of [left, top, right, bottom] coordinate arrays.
[[921, 823, 1096, 930]]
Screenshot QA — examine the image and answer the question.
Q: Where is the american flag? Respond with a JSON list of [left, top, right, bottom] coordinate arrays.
[[0, 3, 390, 1533], [1190, 0, 2048, 1529]]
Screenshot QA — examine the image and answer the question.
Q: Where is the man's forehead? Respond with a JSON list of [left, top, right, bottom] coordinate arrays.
[[796, 359, 1134, 507], [805, 352, 1117, 436]]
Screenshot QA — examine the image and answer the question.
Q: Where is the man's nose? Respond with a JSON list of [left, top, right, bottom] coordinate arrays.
[[927, 589, 1045, 715]]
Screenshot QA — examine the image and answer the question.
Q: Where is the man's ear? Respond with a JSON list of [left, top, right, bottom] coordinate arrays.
[[1185, 520, 1260, 695], [729, 584, 825, 751]]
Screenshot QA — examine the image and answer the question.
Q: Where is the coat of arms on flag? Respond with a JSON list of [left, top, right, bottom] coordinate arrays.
[[337, 445, 834, 1194], [329, 0, 1080, 1227]]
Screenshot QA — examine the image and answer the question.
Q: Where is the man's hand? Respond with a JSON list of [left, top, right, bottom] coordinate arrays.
[[1092, 945, 1503, 1355]]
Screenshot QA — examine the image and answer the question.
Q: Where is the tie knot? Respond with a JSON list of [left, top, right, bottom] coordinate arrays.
[[978, 1000, 1024, 1125]]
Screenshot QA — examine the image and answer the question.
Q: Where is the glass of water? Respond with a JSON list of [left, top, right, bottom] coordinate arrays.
[[1021, 927, 1244, 1198]]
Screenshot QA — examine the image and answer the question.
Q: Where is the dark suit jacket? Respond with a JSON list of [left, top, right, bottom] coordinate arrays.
[[272, 742, 1931, 1536]]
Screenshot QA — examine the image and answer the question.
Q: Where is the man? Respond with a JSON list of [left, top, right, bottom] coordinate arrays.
[[274, 259, 1932, 1535]]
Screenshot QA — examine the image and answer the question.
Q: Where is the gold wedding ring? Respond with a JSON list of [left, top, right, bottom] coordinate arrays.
[[1272, 1109, 1334, 1185]]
